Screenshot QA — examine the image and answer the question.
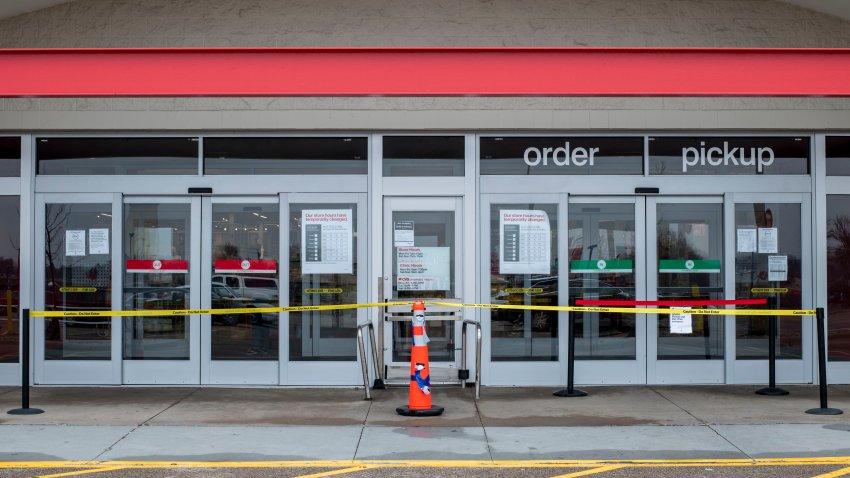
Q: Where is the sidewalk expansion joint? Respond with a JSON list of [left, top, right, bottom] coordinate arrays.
[[90, 387, 201, 462], [648, 386, 755, 460], [474, 393, 494, 462]]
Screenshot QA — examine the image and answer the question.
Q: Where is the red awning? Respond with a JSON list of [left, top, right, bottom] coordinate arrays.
[[1, 47, 849, 97]]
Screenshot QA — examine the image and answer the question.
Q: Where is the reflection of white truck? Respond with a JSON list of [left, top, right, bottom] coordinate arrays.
[[211, 274, 279, 302]]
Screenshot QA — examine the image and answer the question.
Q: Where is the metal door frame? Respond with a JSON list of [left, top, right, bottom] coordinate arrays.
[[201, 195, 280, 385], [726, 192, 813, 385], [33, 192, 122, 385], [647, 195, 725, 384], [121, 195, 201, 385], [382, 196, 464, 379]]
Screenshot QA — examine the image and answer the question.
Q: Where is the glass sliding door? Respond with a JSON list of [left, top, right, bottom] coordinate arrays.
[[122, 197, 200, 384], [569, 197, 646, 385], [202, 197, 280, 385], [34, 193, 120, 384], [384, 197, 463, 383], [648, 198, 725, 384], [287, 193, 367, 385]]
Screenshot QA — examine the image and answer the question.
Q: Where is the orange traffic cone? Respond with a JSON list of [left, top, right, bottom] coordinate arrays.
[[396, 300, 444, 416]]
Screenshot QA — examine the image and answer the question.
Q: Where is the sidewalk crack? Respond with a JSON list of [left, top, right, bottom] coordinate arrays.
[[473, 388, 494, 462], [650, 387, 753, 461], [353, 394, 372, 459], [90, 387, 200, 462]]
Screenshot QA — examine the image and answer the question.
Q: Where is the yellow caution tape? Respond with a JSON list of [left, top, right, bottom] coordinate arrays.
[[305, 288, 344, 294], [430, 301, 815, 317], [751, 288, 789, 293], [28, 301, 815, 318], [30, 301, 413, 318], [504, 288, 544, 294], [58, 287, 97, 293]]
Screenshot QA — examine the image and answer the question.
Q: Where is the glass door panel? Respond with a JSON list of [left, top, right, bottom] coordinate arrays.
[[489, 203, 558, 361], [383, 197, 462, 377], [648, 198, 725, 384], [289, 203, 359, 361], [655, 202, 724, 360], [569, 203, 637, 360], [734, 202, 803, 360], [209, 202, 279, 361], [43, 203, 114, 361], [0, 197, 20, 369]]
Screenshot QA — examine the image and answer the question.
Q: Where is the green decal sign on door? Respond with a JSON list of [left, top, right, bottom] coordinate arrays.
[[658, 259, 720, 273], [570, 259, 633, 273]]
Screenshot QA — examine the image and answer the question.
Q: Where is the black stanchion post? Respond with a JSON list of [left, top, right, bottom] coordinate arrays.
[[756, 312, 788, 396], [8, 309, 44, 415], [554, 303, 587, 398], [806, 307, 842, 415]]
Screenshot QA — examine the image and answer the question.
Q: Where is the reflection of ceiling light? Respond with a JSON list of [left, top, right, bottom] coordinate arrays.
[[252, 212, 268, 219], [97, 213, 112, 218], [223, 227, 227, 231], [222, 218, 228, 221]]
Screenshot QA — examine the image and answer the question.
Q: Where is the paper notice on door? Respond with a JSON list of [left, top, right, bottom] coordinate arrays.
[[670, 307, 693, 334], [758, 227, 778, 253], [768, 255, 788, 281], [89, 228, 109, 255], [396, 246, 451, 291], [737, 228, 757, 253], [301, 209, 353, 274], [499, 209, 551, 275], [65, 230, 86, 256], [394, 221, 414, 247]]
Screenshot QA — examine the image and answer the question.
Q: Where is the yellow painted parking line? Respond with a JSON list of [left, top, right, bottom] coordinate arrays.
[[549, 465, 625, 477], [37, 466, 128, 478], [292, 465, 375, 478], [2, 458, 850, 470], [811, 466, 850, 478]]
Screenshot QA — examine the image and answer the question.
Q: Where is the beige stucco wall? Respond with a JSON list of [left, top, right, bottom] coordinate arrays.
[[1, 0, 849, 131]]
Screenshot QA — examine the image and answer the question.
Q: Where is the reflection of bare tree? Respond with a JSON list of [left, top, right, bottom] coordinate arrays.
[[828, 214, 850, 306], [45, 205, 70, 310]]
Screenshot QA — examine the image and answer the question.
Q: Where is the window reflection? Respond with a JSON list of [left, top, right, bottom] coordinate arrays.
[[827, 195, 850, 362], [289, 204, 358, 361], [569, 204, 636, 360], [735, 203, 803, 359], [0, 197, 20, 363], [123, 203, 191, 360], [43, 203, 112, 360], [490, 204, 558, 361], [210, 203, 280, 360]]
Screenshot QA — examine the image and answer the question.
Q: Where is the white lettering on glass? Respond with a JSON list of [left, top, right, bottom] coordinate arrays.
[[681, 142, 775, 173]]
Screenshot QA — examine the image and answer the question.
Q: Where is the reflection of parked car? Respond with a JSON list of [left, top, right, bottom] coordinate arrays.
[[212, 274, 279, 302], [124, 285, 272, 327]]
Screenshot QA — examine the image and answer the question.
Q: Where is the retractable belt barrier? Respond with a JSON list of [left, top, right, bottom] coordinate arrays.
[[28, 302, 817, 318], [13, 301, 840, 417]]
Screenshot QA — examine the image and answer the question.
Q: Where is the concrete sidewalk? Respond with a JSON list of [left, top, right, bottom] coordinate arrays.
[[0, 385, 848, 461]]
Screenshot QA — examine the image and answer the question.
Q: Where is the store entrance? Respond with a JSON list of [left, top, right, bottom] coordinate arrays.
[[570, 196, 725, 384], [34, 192, 366, 386]]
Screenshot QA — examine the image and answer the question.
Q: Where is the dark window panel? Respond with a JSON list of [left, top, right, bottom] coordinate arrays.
[[383, 136, 465, 177], [826, 136, 850, 176], [204, 137, 367, 175], [37, 137, 199, 175], [0, 137, 21, 177]]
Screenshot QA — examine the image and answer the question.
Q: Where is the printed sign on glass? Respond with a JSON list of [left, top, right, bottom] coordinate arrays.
[[301, 209, 353, 274], [396, 247, 451, 291], [499, 209, 551, 274]]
